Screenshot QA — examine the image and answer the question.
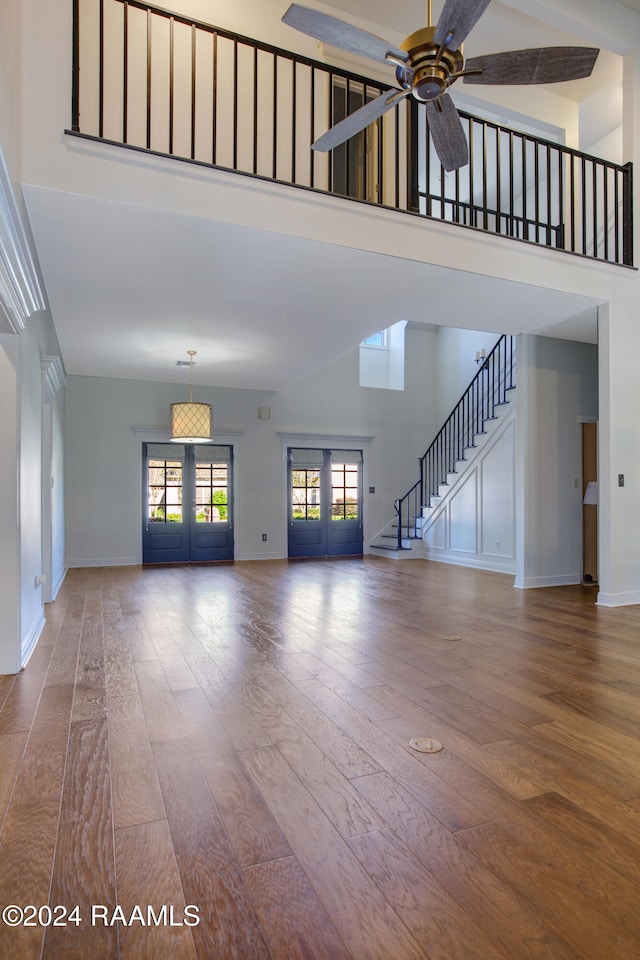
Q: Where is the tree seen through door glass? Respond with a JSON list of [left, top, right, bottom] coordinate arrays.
[[291, 469, 321, 520], [148, 459, 183, 522], [195, 462, 228, 522], [332, 464, 359, 520]]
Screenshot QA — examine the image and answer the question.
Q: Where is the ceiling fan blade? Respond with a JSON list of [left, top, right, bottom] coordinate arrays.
[[312, 88, 409, 153], [463, 46, 599, 85], [426, 95, 469, 172], [434, 0, 491, 48], [281, 4, 408, 66]]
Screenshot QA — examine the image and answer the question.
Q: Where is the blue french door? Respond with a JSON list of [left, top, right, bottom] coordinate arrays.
[[288, 448, 363, 558], [143, 443, 233, 563]]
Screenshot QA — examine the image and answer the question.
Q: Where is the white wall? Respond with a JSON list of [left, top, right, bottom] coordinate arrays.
[[65, 324, 439, 565], [516, 334, 598, 589], [359, 321, 407, 390], [19, 313, 66, 664], [0, 74, 66, 672], [0, 310, 64, 673], [50, 392, 66, 597], [19, 319, 45, 660], [0, 0, 22, 192], [0, 338, 21, 673], [435, 327, 501, 424]]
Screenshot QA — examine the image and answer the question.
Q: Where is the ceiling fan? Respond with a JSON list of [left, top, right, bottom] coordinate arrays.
[[281, 0, 599, 171]]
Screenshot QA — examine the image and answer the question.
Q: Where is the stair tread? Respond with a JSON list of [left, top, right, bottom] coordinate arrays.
[[372, 543, 412, 552]]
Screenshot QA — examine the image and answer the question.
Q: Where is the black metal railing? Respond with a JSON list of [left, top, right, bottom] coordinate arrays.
[[394, 334, 516, 549], [413, 106, 633, 264], [70, 0, 633, 266]]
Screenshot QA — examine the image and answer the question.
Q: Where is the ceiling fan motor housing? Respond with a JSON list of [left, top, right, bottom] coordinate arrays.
[[398, 26, 463, 102]]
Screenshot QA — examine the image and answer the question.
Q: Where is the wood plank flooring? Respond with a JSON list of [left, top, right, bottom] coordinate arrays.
[[2, 558, 640, 958]]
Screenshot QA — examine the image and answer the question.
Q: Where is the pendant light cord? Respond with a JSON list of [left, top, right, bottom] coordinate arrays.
[[188, 349, 196, 403]]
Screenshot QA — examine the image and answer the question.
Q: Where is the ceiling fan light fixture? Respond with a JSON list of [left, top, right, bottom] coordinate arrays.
[[413, 68, 448, 101], [283, 2, 600, 173], [170, 350, 213, 443], [398, 27, 464, 102]]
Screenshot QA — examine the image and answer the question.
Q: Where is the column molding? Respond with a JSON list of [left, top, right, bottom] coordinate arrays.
[[41, 355, 66, 403], [0, 149, 46, 334]]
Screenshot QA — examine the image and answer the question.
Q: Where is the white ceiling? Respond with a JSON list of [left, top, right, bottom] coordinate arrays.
[[614, 0, 640, 12], [25, 0, 624, 391], [24, 184, 601, 390]]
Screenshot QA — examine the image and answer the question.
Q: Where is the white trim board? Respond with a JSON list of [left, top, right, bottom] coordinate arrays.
[[21, 611, 46, 668], [514, 574, 582, 589], [0, 149, 46, 333], [597, 590, 640, 607]]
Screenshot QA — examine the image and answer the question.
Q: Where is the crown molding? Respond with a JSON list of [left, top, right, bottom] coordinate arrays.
[[0, 150, 46, 334], [277, 432, 374, 447]]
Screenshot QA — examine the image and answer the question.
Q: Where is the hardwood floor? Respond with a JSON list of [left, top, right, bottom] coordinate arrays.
[[2, 558, 640, 958]]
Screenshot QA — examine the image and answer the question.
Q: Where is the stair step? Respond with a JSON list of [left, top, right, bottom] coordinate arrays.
[[371, 542, 412, 552]]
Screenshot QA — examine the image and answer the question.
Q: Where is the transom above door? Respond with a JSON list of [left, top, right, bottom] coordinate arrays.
[[288, 448, 363, 558], [143, 442, 233, 563]]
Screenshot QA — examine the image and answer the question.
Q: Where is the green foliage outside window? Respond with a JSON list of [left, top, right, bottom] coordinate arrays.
[[211, 489, 228, 520]]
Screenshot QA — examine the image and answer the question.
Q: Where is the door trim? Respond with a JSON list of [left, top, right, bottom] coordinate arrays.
[[278, 432, 373, 559], [132, 426, 243, 564]]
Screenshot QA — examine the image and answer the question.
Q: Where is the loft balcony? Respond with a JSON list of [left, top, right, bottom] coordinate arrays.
[[68, 0, 633, 268]]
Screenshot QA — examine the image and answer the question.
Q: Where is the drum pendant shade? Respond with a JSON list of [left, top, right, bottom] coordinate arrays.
[[170, 350, 213, 443]]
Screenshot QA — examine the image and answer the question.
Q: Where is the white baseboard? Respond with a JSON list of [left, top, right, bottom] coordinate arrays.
[[514, 574, 581, 589], [235, 552, 284, 562], [50, 565, 68, 601], [424, 549, 516, 576], [596, 590, 640, 607], [21, 611, 46, 668], [67, 557, 139, 568]]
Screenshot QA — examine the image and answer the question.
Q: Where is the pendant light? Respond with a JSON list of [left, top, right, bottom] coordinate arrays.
[[170, 350, 213, 443]]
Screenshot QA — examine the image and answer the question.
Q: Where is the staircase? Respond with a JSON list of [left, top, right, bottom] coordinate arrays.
[[371, 334, 516, 560]]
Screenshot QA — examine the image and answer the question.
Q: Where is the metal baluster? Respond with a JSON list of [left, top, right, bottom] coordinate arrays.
[[581, 156, 587, 255], [614, 164, 620, 264], [99, 0, 104, 138], [603, 162, 609, 262], [211, 30, 217, 164], [191, 24, 197, 160], [123, 1, 129, 143], [310, 66, 315, 189], [623, 162, 633, 266], [252, 47, 258, 174], [291, 59, 297, 184], [168, 17, 175, 155], [546, 143, 552, 245], [592, 160, 598, 259], [272, 55, 278, 180], [72, 0, 80, 131]]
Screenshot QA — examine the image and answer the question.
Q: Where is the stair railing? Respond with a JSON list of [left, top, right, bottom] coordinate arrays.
[[394, 334, 516, 549]]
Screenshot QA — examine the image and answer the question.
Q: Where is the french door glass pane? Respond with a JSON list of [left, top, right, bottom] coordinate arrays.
[[148, 458, 183, 522], [292, 468, 321, 520], [195, 460, 229, 522], [331, 463, 360, 520]]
